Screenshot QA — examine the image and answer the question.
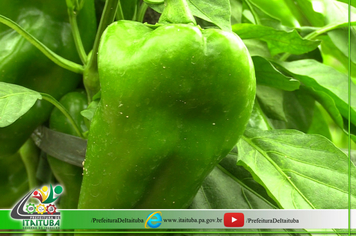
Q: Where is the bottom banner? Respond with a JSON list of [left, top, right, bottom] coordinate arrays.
[[1, 209, 355, 230]]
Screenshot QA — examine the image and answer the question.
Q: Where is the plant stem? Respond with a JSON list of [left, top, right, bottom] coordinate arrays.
[[304, 22, 355, 40], [137, 2, 149, 22], [19, 139, 40, 190], [116, 1, 125, 20], [0, 14, 84, 74], [279, 21, 356, 62], [244, 0, 261, 25], [131, 0, 141, 21], [67, 4, 88, 64], [83, 0, 119, 102], [41, 93, 84, 139]]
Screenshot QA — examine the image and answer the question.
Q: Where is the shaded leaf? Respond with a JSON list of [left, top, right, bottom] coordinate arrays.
[[257, 85, 315, 132], [256, 85, 286, 122], [247, 100, 272, 130], [274, 88, 315, 132], [0, 82, 42, 127], [188, 153, 306, 235], [242, 39, 271, 58], [276, 59, 356, 129], [287, 48, 323, 63], [238, 128, 356, 209], [303, 86, 344, 131], [232, 24, 320, 56], [191, 156, 277, 209], [307, 104, 332, 140], [253, 56, 300, 91]]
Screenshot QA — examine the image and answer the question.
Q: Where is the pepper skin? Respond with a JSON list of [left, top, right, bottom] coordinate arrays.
[[0, 151, 29, 208], [0, 0, 96, 158], [47, 90, 88, 209], [78, 12, 256, 209]]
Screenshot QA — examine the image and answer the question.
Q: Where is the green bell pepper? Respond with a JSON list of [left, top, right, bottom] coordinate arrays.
[[0, 0, 96, 158], [79, 0, 255, 209], [0, 151, 29, 208], [47, 90, 88, 209]]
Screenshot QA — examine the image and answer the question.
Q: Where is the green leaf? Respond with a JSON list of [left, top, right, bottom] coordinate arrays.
[[238, 128, 356, 209], [242, 39, 271, 58], [323, 0, 356, 63], [242, 0, 292, 30], [276, 59, 356, 129], [188, 0, 231, 31], [146, 2, 164, 13], [0, 14, 84, 74], [287, 48, 323, 63], [0, 82, 42, 127], [188, 153, 311, 235], [257, 85, 315, 132], [247, 0, 298, 27], [274, 88, 315, 132], [327, 28, 356, 65], [336, 0, 356, 8], [319, 35, 356, 79], [146, 0, 232, 31], [190, 154, 278, 210], [288, 0, 324, 27], [256, 85, 286, 122], [81, 87, 100, 122], [232, 24, 320, 56], [80, 100, 99, 121], [253, 56, 300, 91], [304, 86, 344, 131], [230, 0, 243, 25], [307, 104, 332, 140], [347, 149, 356, 165], [247, 100, 272, 130]]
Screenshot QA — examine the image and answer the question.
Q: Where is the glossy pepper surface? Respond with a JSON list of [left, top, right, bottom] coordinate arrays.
[[0, 0, 96, 158], [0, 151, 29, 208], [79, 0, 256, 209], [47, 90, 88, 209]]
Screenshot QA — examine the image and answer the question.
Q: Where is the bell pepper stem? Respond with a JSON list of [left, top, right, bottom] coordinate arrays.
[[158, 0, 196, 25], [66, 0, 88, 65], [40, 93, 85, 139], [0, 14, 84, 74], [84, 0, 119, 102]]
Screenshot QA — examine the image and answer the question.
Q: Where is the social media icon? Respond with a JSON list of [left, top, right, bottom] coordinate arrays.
[[224, 213, 244, 227]]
